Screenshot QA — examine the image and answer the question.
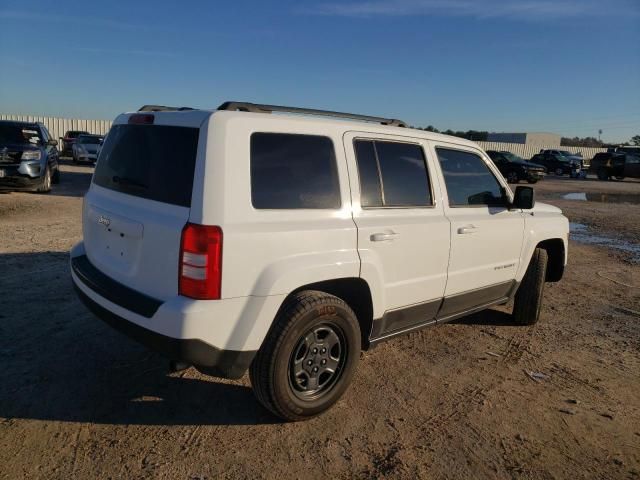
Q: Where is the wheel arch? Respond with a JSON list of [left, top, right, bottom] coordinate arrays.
[[288, 278, 375, 350], [536, 238, 565, 282]]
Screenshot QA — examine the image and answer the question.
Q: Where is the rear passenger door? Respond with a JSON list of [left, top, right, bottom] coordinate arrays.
[[430, 143, 525, 317], [344, 132, 450, 338]]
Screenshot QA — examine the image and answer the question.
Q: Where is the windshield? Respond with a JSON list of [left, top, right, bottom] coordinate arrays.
[[78, 135, 103, 144], [66, 131, 88, 139], [558, 150, 575, 157], [501, 152, 524, 162], [0, 124, 43, 145]]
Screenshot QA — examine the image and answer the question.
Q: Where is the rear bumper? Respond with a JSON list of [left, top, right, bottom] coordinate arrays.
[[71, 251, 258, 379], [527, 171, 545, 181]]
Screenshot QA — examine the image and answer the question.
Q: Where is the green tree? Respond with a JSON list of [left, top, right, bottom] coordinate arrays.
[[631, 135, 640, 146]]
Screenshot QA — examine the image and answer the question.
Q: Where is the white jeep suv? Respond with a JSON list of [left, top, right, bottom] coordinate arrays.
[[71, 102, 569, 421]]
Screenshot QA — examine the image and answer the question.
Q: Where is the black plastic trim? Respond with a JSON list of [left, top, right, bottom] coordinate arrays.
[[368, 281, 520, 346], [73, 283, 255, 379], [370, 298, 441, 340], [71, 255, 162, 318], [437, 281, 515, 319]]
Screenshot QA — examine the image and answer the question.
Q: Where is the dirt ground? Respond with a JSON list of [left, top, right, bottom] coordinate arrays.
[[1, 164, 639, 480]]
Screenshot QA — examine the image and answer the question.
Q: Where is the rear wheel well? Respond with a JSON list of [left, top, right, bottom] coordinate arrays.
[[536, 239, 565, 282], [290, 278, 374, 350]]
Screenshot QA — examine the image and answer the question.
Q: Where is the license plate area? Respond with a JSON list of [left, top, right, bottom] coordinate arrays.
[[87, 204, 144, 274]]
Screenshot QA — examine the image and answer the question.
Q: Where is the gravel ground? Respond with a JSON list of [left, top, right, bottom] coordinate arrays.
[[0, 164, 639, 480]]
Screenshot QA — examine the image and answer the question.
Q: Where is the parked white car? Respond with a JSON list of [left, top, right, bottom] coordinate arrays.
[[72, 134, 103, 163], [71, 102, 569, 420]]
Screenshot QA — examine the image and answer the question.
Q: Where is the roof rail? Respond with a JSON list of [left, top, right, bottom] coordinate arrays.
[[138, 105, 194, 112], [217, 101, 407, 128]]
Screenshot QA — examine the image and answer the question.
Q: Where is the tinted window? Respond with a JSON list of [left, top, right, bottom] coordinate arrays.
[[354, 140, 432, 207], [78, 135, 103, 144], [250, 133, 340, 209], [93, 124, 199, 208], [354, 140, 382, 207], [436, 148, 505, 207]]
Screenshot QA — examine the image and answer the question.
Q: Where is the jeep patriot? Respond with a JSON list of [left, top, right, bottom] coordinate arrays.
[[71, 102, 569, 420]]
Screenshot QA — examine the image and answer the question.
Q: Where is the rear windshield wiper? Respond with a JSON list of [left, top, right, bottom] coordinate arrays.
[[112, 175, 148, 189]]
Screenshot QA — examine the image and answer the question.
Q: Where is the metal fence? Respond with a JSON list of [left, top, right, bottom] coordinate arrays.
[[0, 114, 112, 149], [1, 113, 608, 161]]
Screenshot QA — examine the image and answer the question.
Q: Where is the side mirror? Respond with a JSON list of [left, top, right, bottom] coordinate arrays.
[[512, 186, 535, 210], [47, 139, 59, 147]]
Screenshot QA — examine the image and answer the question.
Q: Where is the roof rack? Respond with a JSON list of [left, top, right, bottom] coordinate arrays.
[[138, 105, 194, 112], [217, 101, 407, 128]]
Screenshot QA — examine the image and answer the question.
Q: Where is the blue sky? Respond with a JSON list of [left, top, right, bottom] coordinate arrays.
[[0, 0, 638, 142]]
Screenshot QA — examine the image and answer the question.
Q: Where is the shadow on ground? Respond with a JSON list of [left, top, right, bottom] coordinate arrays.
[[0, 251, 277, 427]]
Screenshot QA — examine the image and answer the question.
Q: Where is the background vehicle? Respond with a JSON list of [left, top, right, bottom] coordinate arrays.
[[530, 151, 581, 177], [71, 102, 569, 421], [591, 152, 640, 180], [59, 130, 89, 157], [607, 145, 640, 156], [486, 150, 546, 184], [0, 120, 60, 193], [72, 134, 103, 163], [540, 149, 585, 168]]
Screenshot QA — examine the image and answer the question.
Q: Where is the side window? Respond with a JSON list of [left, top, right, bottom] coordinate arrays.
[[436, 148, 505, 207], [250, 133, 341, 209], [354, 140, 432, 207]]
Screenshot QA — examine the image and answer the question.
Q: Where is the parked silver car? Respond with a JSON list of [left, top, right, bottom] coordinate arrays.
[[72, 134, 103, 163]]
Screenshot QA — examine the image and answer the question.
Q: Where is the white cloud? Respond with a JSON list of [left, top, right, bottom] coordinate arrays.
[[300, 0, 639, 20]]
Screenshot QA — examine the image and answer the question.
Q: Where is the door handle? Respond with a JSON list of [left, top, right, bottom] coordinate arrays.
[[457, 225, 478, 234], [370, 232, 398, 242]]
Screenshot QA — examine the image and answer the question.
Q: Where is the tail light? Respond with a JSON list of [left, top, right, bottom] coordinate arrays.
[[179, 223, 223, 299]]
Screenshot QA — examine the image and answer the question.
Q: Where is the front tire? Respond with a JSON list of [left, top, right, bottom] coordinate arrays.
[[527, 179, 538, 184], [250, 291, 361, 421], [555, 168, 564, 176], [36, 166, 52, 193], [52, 167, 60, 184], [506, 171, 519, 184], [597, 168, 609, 181], [513, 248, 548, 325]]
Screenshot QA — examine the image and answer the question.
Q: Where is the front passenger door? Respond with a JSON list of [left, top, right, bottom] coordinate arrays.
[[431, 144, 525, 317]]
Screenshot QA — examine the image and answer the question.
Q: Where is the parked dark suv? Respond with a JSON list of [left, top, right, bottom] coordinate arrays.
[[591, 152, 640, 181], [530, 151, 581, 177], [0, 120, 61, 193], [486, 150, 546, 184], [59, 130, 89, 157]]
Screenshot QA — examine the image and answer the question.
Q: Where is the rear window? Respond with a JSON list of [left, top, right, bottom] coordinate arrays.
[[250, 133, 341, 209], [93, 124, 199, 207]]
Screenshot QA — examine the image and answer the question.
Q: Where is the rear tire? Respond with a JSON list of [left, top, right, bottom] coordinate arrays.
[[527, 179, 538, 184], [555, 168, 564, 176], [513, 248, 548, 325], [249, 291, 361, 421]]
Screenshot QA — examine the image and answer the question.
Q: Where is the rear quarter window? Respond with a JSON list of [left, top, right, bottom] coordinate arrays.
[[93, 124, 199, 208], [250, 133, 341, 209]]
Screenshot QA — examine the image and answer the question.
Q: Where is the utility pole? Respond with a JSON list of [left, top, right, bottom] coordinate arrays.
[[598, 129, 602, 142]]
